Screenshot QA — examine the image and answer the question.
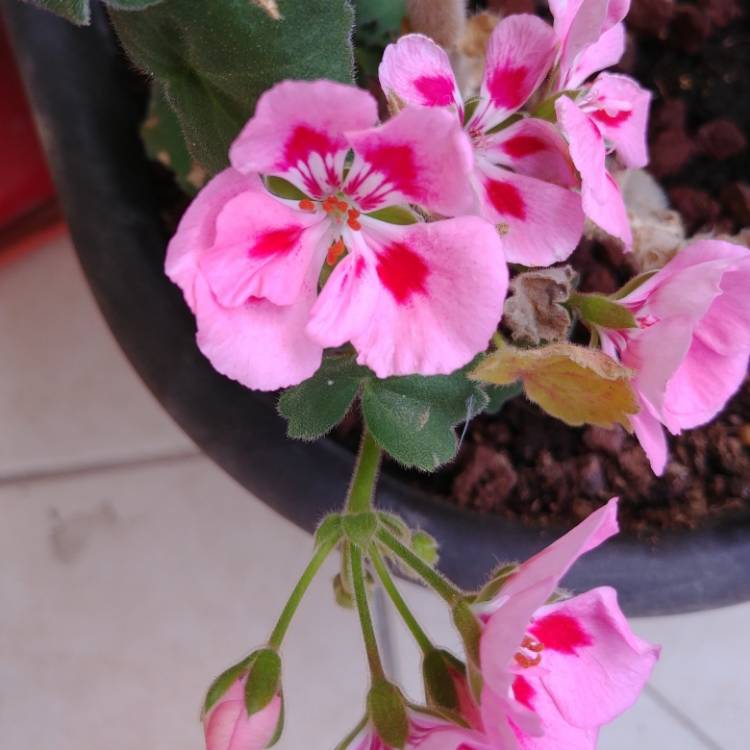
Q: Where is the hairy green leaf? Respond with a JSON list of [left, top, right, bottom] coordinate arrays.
[[362, 369, 489, 471], [278, 356, 367, 440], [110, 0, 355, 173]]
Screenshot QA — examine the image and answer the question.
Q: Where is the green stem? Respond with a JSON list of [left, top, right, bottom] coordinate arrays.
[[346, 429, 382, 514], [268, 534, 339, 649], [376, 528, 462, 606], [350, 544, 385, 680], [370, 547, 433, 655]]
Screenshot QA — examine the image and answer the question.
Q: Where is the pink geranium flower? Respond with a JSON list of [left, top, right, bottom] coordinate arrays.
[[598, 240, 750, 474], [549, 0, 651, 247], [379, 16, 585, 266], [476, 499, 659, 749], [167, 80, 508, 390], [203, 675, 282, 750]]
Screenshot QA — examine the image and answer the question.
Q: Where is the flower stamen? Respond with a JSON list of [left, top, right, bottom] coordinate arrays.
[[326, 238, 346, 266], [514, 635, 544, 668]]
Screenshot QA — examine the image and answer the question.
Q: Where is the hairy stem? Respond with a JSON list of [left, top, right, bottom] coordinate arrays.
[[351, 544, 385, 680], [268, 533, 339, 649], [376, 528, 462, 606], [370, 546, 433, 655], [346, 429, 382, 514]]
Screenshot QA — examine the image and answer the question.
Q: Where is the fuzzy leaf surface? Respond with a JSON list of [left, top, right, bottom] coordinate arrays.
[[362, 369, 489, 471], [110, 0, 355, 173], [278, 356, 367, 440]]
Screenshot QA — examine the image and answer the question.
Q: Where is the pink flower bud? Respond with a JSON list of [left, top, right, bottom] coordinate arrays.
[[203, 675, 282, 750]]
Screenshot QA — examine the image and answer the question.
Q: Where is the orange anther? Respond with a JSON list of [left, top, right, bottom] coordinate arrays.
[[347, 217, 362, 231], [336, 199, 349, 212], [347, 208, 360, 220], [326, 238, 346, 266], [323, 196, 337, 212], [521, 636, 544, 653], [298, 199, 315, 212], [514, 652, 542, 669]]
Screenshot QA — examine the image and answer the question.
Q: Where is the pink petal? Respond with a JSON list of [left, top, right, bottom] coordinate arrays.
[[344, 106, 474, 215], [695, 257, 750, 355], [198, 189, 329, 308], [566, 23, 626, 89], [475, 14, 557, 130], [379, 34, 462, 113], [193, 271, 323, 392], [621, 316, 695, 416], [586, 74, 651, 169], [647, 240, 750, 356], [532, 588, 659, 729], [554, 0, 608, 88], [311, 217, 507, 378], [229, 80, 378, 197], [501, 498, 620, 602], [408, 724, 496, 750], [475, 161, 584, 266], [497, 676, 599, 750], [663, 337, 750, 432], [480, 578, 557, 695], [583, 170, 633, 248], [555, 95, 607, 203], [166, 168, 260, 311], [482, 118, 578, 188], [479, 686, 527, 750], [631, 401, 669, 475], [305, 239, 380, 348], [204, 691, 282, 750]]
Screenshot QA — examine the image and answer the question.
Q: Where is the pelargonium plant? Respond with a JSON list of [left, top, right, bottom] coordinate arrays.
[[31, 0, 750, 747]]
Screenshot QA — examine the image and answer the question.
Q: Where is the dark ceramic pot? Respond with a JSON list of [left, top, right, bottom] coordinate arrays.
[[5, 0, 749, 616]]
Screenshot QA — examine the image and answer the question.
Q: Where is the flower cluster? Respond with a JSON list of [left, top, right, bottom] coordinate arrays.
[[166, 0, 750, 474], [204, 500, 659, 750]]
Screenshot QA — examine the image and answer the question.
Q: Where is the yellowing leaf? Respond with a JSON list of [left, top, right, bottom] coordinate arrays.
[[470, 343, 638, 430]]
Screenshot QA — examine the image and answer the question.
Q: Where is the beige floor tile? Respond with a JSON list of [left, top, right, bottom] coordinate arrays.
[[629, 605, 750, 750], [0, 236, 194, 477], [0, 457, 366, 750]]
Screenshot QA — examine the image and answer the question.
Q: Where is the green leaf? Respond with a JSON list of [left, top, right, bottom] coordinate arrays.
[[141, 85, 203, 194], [25, 0, 89, 24], [110, 0, 355, 174], [483, 381, 522, 415], [353, 0, 405, 46], [368, 680, 408, 749], [108, 0, 162, 8], [26, 0, 162, 25], [362, 369, 489, 471], [245, 649, 282, 717], [365, 206, 419, 225], [203, 654, 255, 716], [568, 292, 638, 329], [278, 356, 367, 440]]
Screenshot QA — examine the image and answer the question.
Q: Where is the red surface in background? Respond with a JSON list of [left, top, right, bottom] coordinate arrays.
[[0, 19, 57, 230]]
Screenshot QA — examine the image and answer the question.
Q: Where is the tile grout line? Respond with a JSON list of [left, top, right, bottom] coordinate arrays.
[[0, 448, 202, 488], [645, 684, 725, 750]]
